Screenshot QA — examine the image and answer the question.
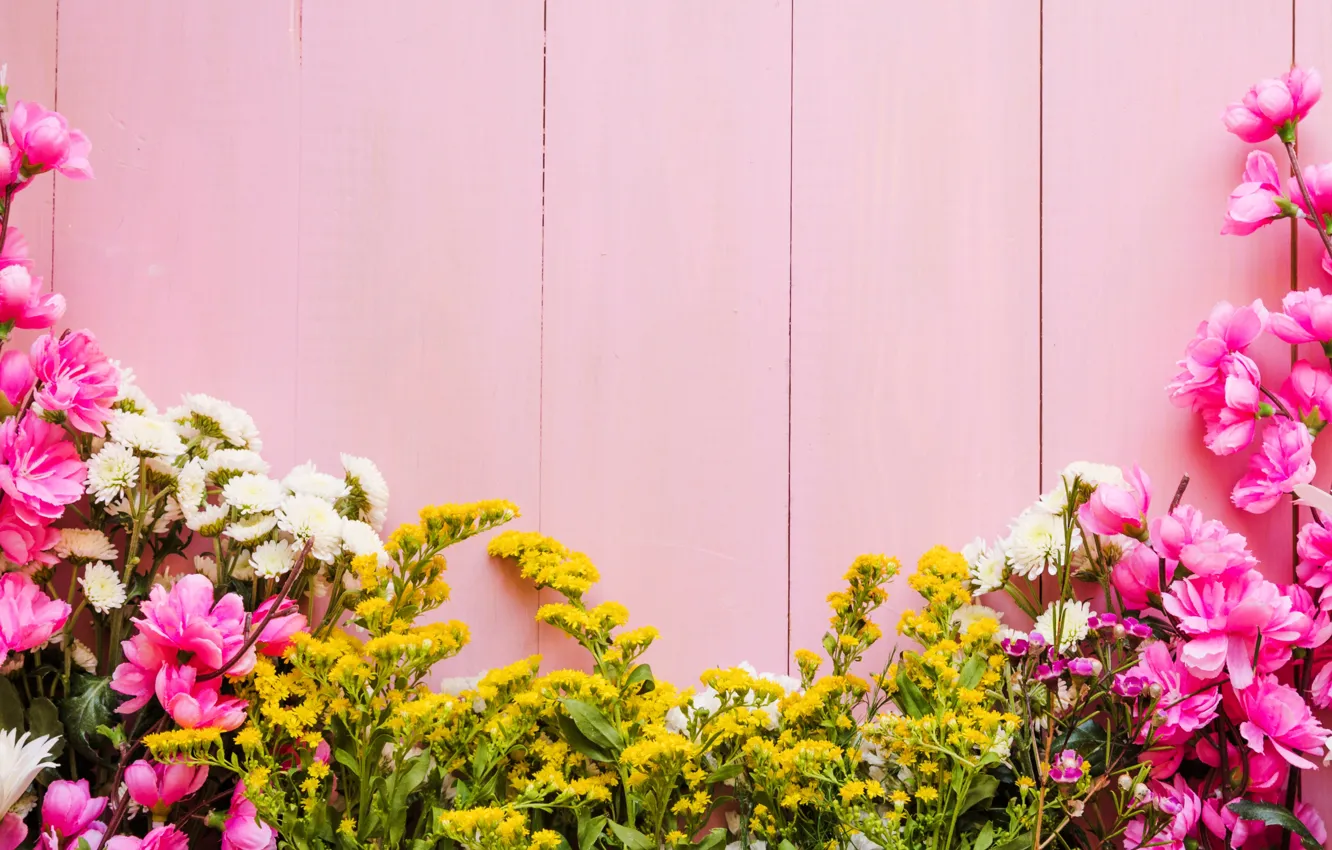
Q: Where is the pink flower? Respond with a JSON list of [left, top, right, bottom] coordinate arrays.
[[1286, 584, 1332, 649], [0, 498, 60, 567], [0, 228, 30, 271], [1314, 658, 1332, 708], [1271, 287, 1332, 345], [1202, 357, 1266, 455], [130, 574, 253, 675], [1151, 505, 1257, 577], [253, 595, 307, 657], [1298, 513, 1332, 603], [1201, 797, 1321, 849], [0, 413, 85, 524], [1224, 151, 1289, 235], [0, 350, 34, 407], [8, 101, 93, 179], [1237, 674, 1330, 768], [154, 663, 247, 730], [1168, 301, 1267, 411], [1232, 419, 1317, 514], [1223, 66, 1323, 142], [1124, 775, 1201, 850], [1162, 570, 1308, 688], [222, 783, 276, 850], [1129, 641, 1221, 739], [0, 264, 65, 332], [41, 779, 107, 840], [31, 330, 120, 436], [1196, 736, 1287, 796], [1048, 748, 1084, 783], [0, 572, 70, 665], [123, 759, 208, 817], [1078, 464, 1151, 537], [1281, 359, 1332, 429], [0, 145, 16, 187], [0, 814, 27, 850], [106, 826, 189, 850], [110, 633, 174, 714], [1113, 540, 1162, 609]]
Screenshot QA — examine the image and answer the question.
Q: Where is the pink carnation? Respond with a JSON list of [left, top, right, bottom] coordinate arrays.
[[1232, 419, 1316, 514], [40, 779, 107, 843], [110, 632, 175, 714], [1128, 641, 1221, 741], [0, 264, 65, 332], [1271, 287, 1332, 345], [129, 574, 254, 675], [1079, 464, 1151, 537], [1223, 150, 1288, 235], [0, 413, 85, 524], [0, 572, 70, 665], [106, 825, 190, 850], [1168, 301, 1266, 412], [1223, 66, 1322, 142], [8, 100, 93, 179], [124, 759, 209, 815], [1202, 357, 1265, 455], [1281, 359, 1332, 430], [222, 782, 277, 850], [1123, 775, 1201, 850], [30, 330, 120, 436], [1112, 539, 1162, 610], [0, 499, 60, 567], [253, 595, 307, 657], [154, 663, 247, 730], [1196, 736, 1287, 797], [1151, 504, 1257, 577], [1237, 674, 1330, 768]]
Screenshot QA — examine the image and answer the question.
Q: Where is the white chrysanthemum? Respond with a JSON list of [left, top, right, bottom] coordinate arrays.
[[1001, 507, 1080, 580], [962, 537, 1008, 594], [221, 473, 285, 515], [203, 449, 270, 478], [340, 518, 385, 559], [312, 573, 331, 598], [54, 528, 118, 562], [109, 411, 187, 458], [110, 360, 156, 415], [277, 493, 342, 560], [1033, 599, 1094, 653], [0, 729, 58, 814], [193, 554, 219, 583], [438, 674, 484, 697], [250, 539, 296, 579], [85, 442, 139, 504], [183, 502, 228, 535], [989, 727, 1013, 759], [341, 453, 390, 531], [951, 604, 1003, 635], [71, 640, 97, 675], [175, 459, 206, 509], [170, 394, 262, 451], [1039, 462, 1129, 515], [79, 562, 127, 614], [285, 462, 350, 503], [224, 514, 278, 544]]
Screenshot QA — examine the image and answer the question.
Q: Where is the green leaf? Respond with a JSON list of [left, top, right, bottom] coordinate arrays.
[[1061, 719, 1108, 774], [960, 774, 999, 813], [958, 655, 987, 689], [386, 755, 431, 847], [61, 674, 114, 757], [333, 747, 360, 778], [563, 699, 624, 752], [94, 724, 125, 748], [694, 828, 728, 850], [28, 697, 63, 757], [973, 823, 995, 850], [557, 713, 614, 762], [578, 814, 607, 850], [625, 663, 655, 693], [706, 761, 743, 784], [894, 671, 929, 719], [1227, 801, 1322, 850], [778, 841, 798, 850], [0, 676, 23, 731], [606, 821, 653, 850], [994, 835, 1031, 850]]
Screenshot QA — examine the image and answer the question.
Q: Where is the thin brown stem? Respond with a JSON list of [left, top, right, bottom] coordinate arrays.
[[1168, 473, 1191, 513], [1285, 139, 1332, 262], [1261, 386, 1295, 420]]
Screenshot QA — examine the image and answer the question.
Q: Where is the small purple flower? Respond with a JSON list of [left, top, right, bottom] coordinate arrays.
[[1049, 749, 1085, 784], [1068, 657, 1103, 677], [1123, 616, 1154, 640], [1090, 612, 1118, 633], [1112, 672, 1146, 698], [1001, 636, 1030, 656], [1029, 632, 1049, 652], [1035, 659, 1068, 681]]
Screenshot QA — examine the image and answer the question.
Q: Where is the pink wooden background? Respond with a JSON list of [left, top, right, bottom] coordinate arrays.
[[0, 2, 1323, 693]]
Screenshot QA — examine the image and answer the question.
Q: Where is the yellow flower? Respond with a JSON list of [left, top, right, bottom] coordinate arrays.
[[915, 787, 940, 803]]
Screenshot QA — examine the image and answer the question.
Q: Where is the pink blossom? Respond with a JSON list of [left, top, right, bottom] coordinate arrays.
[[1129, 641, 1221, 740], [1151, 505, 1256, 577], [1314, 659, 1332, 708], [106, 826, 189, 850], [1232, 419, 1317, 513], [0, 145, 15, 187], [1196, 736, 1287, 796], [1298, 513, 1332, 604], [1168, 301, 1266, 412], [1079, 464, 1151, 537], [123, 759, 208, 816], [0, 350, 33, 407], [1272, 287, 1332, 345], [1202, 358, 1266, 454], [1281, 359, 1332, 431], [1286, 584, 1332, 649], [253, 595, 307, 656], [0, 264, 65, 332], [0, 814, 27, 850], [154, 663, 247, 730], [110, 633, 174, 714], [0, 227, 30, 271], [1224, 150, 1289, 235], [130, 574, 254, 674], [0, 498, 60, 567], [1237, 674, 1330, 768], [0, 572, 70, 665], [8, 101, 93, 179], [1162, 570, 1308, 688], [1048, 749, 1083, 783], [1113, 539, 1162, 609], [222, 783, 276, 850], [40, 779, 107, 840], [0, 413, 85, 524], [1223, 66, 1323, 142], [1124, 775, 1201, 850], [31, 330, 120, 436]]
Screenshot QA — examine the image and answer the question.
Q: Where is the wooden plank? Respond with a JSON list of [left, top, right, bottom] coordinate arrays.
[[298, 1, 544, 671], [541, 0, 792, 682], [789, 2, 1041, 668], [1043, 3, 1294, 573], [0, 2, 57, 278], [50, 0, 301, 470]]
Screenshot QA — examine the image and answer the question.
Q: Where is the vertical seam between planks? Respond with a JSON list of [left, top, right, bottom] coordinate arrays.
[[48, 0, 60, 291], [1292, 0, 1299, 577], [537, 0, 548, 657], [785, 0, 795, 676], [1036, 0, 1043, 495], [294, 0, 303, 468]]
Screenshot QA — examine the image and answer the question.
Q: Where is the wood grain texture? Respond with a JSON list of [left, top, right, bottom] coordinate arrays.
[[1042, 2, 1295, 577], [0, 2, 57, 281], [297, 1, 544, 673], [541, 0, 792, 683], [789, 2, 1041, 668]]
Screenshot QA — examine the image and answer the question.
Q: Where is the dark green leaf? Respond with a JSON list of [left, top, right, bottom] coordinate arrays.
[[973, 823, 995, 850], [557, 713, 614, 762], [333, 747, 360, 778], [706, 761, 743, 784], [61, 674, 114, 757], [606, 821, 653, 850], [694, 828, 728, 850], [563, 699, 624, 752], [28, 697, 63, 757], [894, 671, 929, 719], [0, 676, 23, 731], [387, 755, 431, 847], [961, 774, 999, 813], [1227, 801, 1322, 850], [625, 664, 655, 693], [958, 655, 987, 689], [994, 835, 1031, 850], [578, 814, 606, 850]]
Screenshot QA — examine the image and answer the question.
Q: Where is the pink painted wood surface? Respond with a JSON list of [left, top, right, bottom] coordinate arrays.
[[297, 1, 545, 672], [789, 2, 1041, 668], [541, 0, 792, 683], [1042, 2, 1296, 578], [0, 3, 56, 279]]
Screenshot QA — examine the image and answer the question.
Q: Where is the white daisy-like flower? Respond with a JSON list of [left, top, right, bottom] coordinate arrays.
[[224, 514, 278, 544], [110, 360, 156, 415], [988, 727, 1013, 759], [284, 462, 350, 503], [183, 502, 228, 535], [175, 459, 206, 509], [71, 640, 97, 675], [85, 442, 139, 504], [950, 603, 1003, 635], [170, 394, 262, 451], [250, 539, 296, 579], [54, 529, 118, 563], [1001, 507, 1080, 580], [962, 537, 1008, 594], [1039, 461, 1129, 515], [193, 554, 219, 583], [109, 412, 186, 459], [79, 562, 128, 614], [203, 449, 270, 478], [340, 518, 385, 559], [341, 453, 389, 530], [1033, 599, 1094, 653], [221, 473, 285, 515], [0, 729, 58, 814], [277, 493, 343, 560]]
